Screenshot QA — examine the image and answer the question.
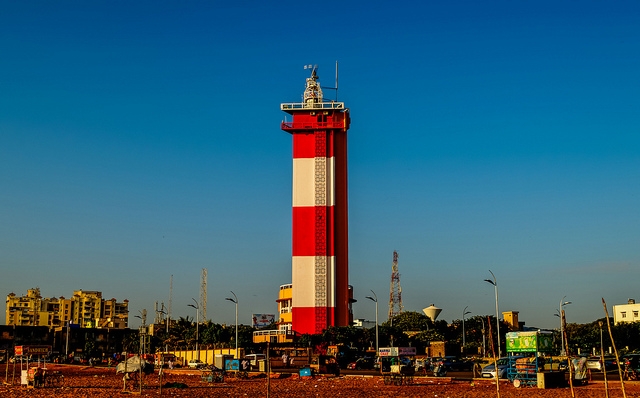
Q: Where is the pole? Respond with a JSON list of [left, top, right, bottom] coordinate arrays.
[[480, 316, 486, 357], [366, 291, 379, 355], [226, 291, 239, 358], [234, 292, 238, 357], [65, 321, 69, 360], [484, 270, 500, 358], [559, 296, 571, 356], [188, 298, 200, 361], [602, 298, 627, 398], [266, 341, 270, 398], [462, 306, 471, 354], [599, 320, 609, 398]]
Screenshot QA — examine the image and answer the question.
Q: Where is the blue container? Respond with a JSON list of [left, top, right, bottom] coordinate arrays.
[[299, 367, 312, 377]]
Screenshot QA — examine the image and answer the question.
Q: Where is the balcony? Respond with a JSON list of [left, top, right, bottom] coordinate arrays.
[[281, 102, 345, 111]]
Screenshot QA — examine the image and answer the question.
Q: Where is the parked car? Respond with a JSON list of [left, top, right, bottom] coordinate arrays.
[[439, 356, 474, 372], [346, 357, 375, 370], [586, 356, 616, 372], [188, 359, 206, 369], [481, 357, 511, 378]]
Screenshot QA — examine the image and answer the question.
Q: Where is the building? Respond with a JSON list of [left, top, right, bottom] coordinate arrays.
[[613, 299, 640, 324], [502, 311, 520, 331], [280, 66, 352, 334], [5, 288, 44, 326], [5, 288, 128, 329], [277, 284, 293, 332]]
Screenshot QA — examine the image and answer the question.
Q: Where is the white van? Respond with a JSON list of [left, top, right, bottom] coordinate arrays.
[[245, 354, 266, 369]]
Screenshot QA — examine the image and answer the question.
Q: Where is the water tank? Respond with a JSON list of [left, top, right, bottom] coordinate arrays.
[[422, 304, 442, 322]]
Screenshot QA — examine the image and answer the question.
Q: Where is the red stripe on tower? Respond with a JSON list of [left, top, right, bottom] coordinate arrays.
[[281, 66, 351, 335]]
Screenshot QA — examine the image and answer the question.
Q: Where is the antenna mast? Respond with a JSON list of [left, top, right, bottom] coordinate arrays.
[[388, 251, 404, 321]]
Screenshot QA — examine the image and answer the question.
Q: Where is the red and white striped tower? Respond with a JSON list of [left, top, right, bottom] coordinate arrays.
[[280, 67, 351, 335]]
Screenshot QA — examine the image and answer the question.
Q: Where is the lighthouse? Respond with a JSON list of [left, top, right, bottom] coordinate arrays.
[[281, 67, 351, 334]]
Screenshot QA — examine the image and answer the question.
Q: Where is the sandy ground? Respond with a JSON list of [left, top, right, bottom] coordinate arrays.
[[2, 364, 640, 397]]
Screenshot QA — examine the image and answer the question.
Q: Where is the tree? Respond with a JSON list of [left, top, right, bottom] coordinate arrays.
[[383, 311, 432, 331]]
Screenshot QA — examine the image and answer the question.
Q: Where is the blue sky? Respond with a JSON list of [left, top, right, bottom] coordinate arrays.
[[1, 1, 639, 330]]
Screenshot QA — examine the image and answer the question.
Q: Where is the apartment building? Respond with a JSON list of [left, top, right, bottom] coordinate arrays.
[[5, 288, 128, 329], [613, 299, 640, 324]]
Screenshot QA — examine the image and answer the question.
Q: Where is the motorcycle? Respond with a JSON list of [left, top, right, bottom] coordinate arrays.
[[433, 360, 447, 377]]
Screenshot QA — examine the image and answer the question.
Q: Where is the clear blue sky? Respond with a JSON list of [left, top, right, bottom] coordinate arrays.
[[2, 1, 639, 330]]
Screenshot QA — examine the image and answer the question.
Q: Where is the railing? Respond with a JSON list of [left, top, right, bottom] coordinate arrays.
[[281, 102, 345, 111], [281, 121, 345, 130]]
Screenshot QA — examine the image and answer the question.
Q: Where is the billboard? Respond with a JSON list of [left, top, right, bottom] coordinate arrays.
[[378, 347, 417, 357], [252, 314, 275, 328], [15, 345, 52, 357], [505, 331, 554, 353]]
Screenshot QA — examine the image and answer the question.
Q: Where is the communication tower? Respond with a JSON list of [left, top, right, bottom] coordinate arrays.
[[388, 251, 403, 320], [281, 65, 351, 334]]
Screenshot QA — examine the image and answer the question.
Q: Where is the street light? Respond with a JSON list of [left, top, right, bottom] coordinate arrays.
[[158, 307, 169, 353], [462, 306, 471, 353], [480, 316, 486, 357], [225, 291, 238, 358], [559, 296, 572, 356], [599, 320, 609, 393], [187, 298, 199, 360], [134, 309, 147, 356], [106, 317, 112, 357], [484, 270, 501, 358], [365, 290, 379, 355]]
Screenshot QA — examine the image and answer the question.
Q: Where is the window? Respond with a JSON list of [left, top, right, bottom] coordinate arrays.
[[621, 312, 627, 318], [634, 311, 639, 318]]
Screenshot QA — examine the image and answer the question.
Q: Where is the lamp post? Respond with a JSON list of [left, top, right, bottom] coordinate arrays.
[[187, 298, 199, 361], [480, 316, 486, 357], [484, 270, 501, 358], [462, 306, 471, 354], [158, 308, 169, 353], [106, 317, 112, 357], [599, 320, 609, 394], [365, 290, 379, 355], [134, 309, 147, 357], [559, 296, 571, 356], [225, 291, 238, 358]]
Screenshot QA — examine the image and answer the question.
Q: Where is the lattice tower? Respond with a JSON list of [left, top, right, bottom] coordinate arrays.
[[388, 250, 403, 320], [200, 268, 207, 321]]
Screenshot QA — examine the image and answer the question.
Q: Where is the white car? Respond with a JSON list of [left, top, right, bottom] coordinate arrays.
[[481, 357, 511, 378], [188, 359, 206, 369]]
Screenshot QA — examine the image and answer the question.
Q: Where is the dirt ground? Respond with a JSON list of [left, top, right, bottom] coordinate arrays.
[[2, 364, 640, 397]]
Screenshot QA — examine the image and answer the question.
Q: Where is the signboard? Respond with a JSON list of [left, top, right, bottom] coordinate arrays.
[[252, 314, 275, 328], [14, 345, 52, 357], [378, 347, 397, 357], [398, 347, 417, 356], [378, 347, 416, 357], [225, 359, 240, 371], [506, 331, 553, 353]]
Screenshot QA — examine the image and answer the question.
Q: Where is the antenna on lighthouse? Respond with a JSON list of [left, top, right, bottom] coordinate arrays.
[[320, 61, 339, 102]]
